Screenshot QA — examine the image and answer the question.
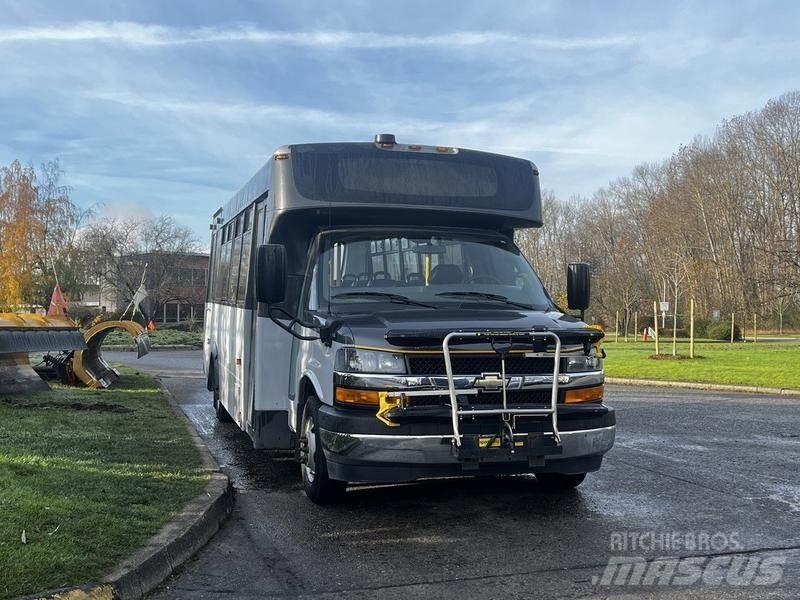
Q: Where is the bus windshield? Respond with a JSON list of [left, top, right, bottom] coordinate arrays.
[[313, 231, 554, 312]]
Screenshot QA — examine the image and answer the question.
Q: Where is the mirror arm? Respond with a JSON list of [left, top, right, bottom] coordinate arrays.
[[267, 305, 321, 342]]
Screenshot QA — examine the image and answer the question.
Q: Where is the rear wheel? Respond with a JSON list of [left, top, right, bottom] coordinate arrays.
[[536, 472, 586, 491], [211, 360, 233, 423], [299, 396, 346, 504]]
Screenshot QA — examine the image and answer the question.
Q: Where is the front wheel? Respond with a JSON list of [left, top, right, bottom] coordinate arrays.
[[536, 472, 586, 491], [299, 397, 347, 504]]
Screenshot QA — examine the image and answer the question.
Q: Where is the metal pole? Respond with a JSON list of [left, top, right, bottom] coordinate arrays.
[[688, 298, 695, 356], [731, 313, 735, 343], [653, 300, 660, 355]]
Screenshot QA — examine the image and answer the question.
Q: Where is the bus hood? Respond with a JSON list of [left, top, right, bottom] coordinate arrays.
[[333, 308, 603, 350]]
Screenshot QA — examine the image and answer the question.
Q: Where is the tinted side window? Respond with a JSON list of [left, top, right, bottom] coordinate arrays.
[[236, 211, 254, 304], [227, 236, 242, 301]]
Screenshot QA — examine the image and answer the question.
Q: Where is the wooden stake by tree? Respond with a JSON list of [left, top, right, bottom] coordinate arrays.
[[672, 298, 678, 357], [753, 313, 757, 343], [615, 310, 619, 343], [731, 313, 735, 344], [689, 298, 695, 358], [634, 312, 638, 340]]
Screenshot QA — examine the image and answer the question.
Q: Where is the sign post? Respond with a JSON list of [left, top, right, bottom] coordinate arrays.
[[659, 301, 669, 328]]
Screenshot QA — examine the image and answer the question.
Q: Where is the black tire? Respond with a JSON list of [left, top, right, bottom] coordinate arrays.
[[299, 396, 347, 504], [536, 472, 587, 491], [211, 360, 233, 423]]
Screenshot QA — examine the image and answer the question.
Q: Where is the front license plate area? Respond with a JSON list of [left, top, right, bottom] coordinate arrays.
[[453, 432, 563, 470], [477, 435, 525, 449]]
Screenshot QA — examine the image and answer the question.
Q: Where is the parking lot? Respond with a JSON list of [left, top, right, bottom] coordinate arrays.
[[108, 351, 800, 599]]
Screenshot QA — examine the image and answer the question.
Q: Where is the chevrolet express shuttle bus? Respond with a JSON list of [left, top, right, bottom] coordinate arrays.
[[204, 134, 614, 503]]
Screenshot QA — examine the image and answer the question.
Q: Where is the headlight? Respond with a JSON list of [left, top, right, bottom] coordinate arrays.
[[335, 348, 407, 374], [564, 354, 602, 373]]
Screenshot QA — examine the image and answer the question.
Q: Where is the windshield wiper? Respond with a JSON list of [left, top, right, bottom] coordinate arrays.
[[435, 291, 535, 310], [332, 291, 438, 309]]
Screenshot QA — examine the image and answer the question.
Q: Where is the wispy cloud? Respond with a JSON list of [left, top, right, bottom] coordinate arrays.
[[0, 20, 637, 50], [2, 2, 797, 243], [84, 90, 604, 157]]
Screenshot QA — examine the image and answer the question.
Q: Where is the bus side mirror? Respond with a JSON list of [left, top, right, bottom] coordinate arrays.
[[567, 262, 591, 315], [256, 244, 287, 304]]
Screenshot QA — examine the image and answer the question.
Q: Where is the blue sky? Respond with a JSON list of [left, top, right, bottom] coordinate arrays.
[[1, 1, 799, 244]]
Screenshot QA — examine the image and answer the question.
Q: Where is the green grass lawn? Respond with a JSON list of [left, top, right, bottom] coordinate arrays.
[[104, 327, 203, 348], [0, 370, 208, 599], [603, 340, 800, 390]]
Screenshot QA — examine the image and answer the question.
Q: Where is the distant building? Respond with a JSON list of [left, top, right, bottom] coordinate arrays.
[[79, 252, 209, 324]]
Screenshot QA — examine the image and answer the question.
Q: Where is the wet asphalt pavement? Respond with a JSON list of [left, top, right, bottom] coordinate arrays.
[[106, 350, 800, 599]]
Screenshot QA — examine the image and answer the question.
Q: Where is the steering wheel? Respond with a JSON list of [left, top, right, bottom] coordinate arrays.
[[468, 275, 501, 284]]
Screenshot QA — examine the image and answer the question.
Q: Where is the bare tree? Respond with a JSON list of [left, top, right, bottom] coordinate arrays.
[[80, 215, 199, 320], [516, 91, 800, 332]]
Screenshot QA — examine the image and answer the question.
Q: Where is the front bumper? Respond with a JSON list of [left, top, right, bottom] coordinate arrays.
[[318, 404, 615, 483]]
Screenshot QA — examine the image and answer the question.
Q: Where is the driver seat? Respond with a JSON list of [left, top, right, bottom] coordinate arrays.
[[429, 264, 463, 284]]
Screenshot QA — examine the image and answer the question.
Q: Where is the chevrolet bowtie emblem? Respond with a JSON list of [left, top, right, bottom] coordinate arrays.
[[474, 373, 506, 391]]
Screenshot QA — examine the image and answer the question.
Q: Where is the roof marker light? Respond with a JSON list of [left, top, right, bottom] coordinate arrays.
[[374, 133, 396, 145]]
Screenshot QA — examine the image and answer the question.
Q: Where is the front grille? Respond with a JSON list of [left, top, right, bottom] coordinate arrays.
[[408, 389, 552, 407], [407, 354, 554, 376]]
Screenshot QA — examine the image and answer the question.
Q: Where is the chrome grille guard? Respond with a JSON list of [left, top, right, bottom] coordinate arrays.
[[442, 330, 562, 447]]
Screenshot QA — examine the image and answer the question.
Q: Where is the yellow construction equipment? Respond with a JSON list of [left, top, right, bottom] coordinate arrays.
[[0, 313, 151, 392], [72, 319, 151, 388]]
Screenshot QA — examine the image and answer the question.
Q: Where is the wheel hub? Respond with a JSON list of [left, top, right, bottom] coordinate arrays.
[[301, 413, 316, 483]]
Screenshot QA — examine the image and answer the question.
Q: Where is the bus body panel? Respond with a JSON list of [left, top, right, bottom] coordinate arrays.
[[253, 314, 293, 412], [291, 331, 335, 414], [208, 303, 253, 427]]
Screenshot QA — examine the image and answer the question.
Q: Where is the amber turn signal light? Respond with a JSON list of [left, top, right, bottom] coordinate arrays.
[[564, 385, 604, 404], [334, 387, 382, 406]]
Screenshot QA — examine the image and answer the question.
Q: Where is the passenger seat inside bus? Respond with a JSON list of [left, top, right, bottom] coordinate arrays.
[[429, 264, 463, 284]]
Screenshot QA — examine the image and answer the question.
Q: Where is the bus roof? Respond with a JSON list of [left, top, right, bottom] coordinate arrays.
[[216, 137, 542, 228]]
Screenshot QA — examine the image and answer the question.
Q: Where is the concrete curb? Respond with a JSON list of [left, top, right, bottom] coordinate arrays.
[[606, 376, 800, 397], [25, 381, 233, 600]]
